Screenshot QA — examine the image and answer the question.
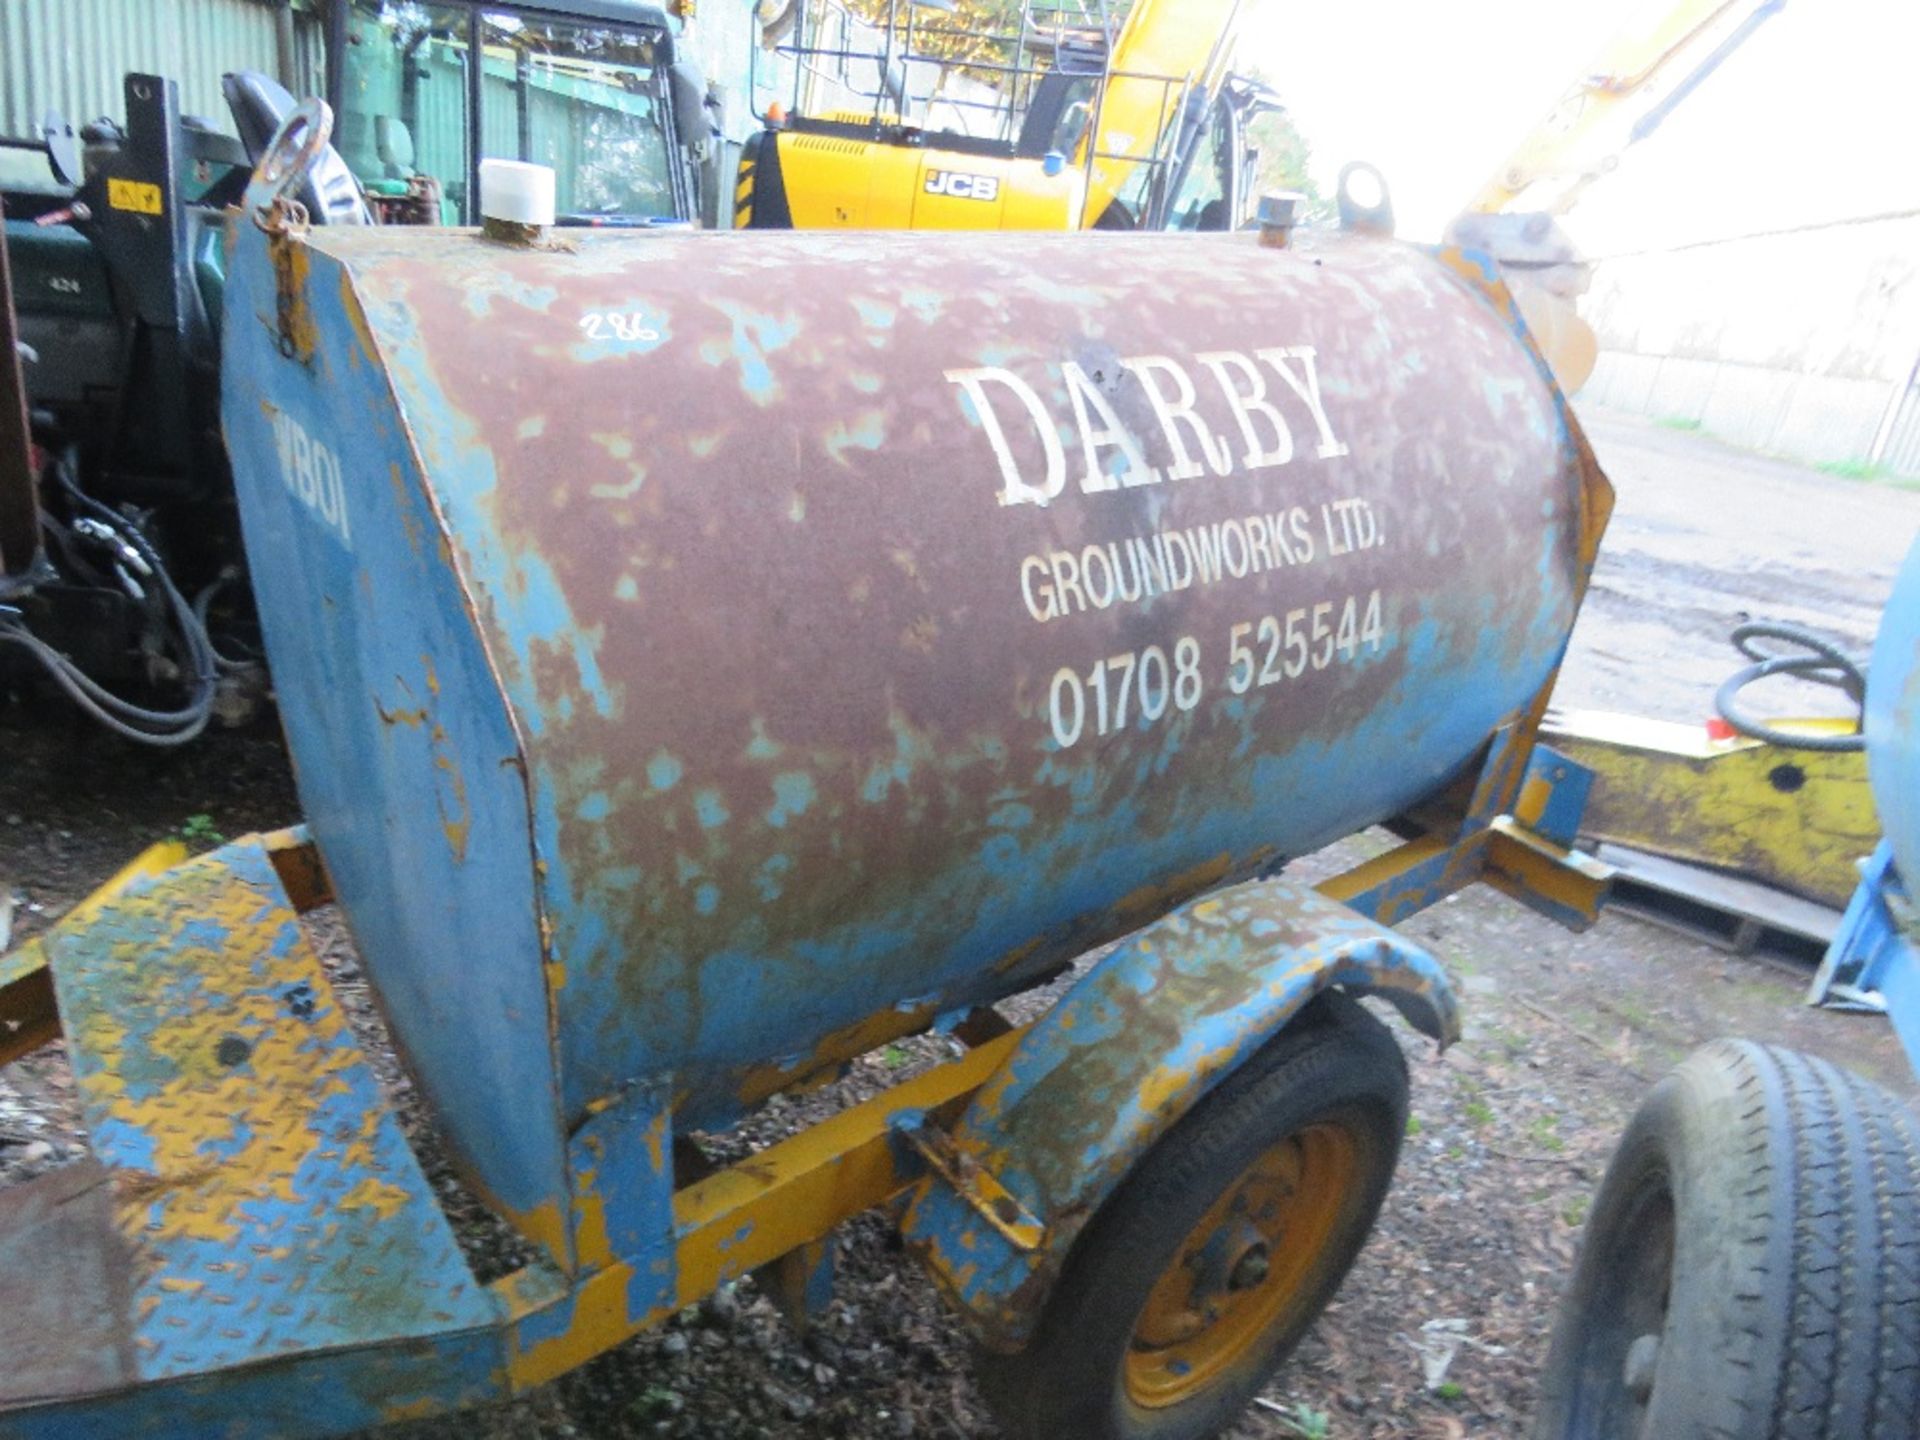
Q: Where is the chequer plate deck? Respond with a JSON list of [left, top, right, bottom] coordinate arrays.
[[0, 838, 499, 1434]]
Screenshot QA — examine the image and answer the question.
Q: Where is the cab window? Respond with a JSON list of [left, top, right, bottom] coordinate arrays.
[[478, 11, 677, 222], [338, 1, 472, 221], [337, 1, 679, 224], [1166, 114, 1227, 231]]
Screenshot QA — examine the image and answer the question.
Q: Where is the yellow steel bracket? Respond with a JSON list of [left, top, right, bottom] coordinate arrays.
[[900, 1122, 1046, 1253], [1486, 815, 1613, 931], [1545, 709, 1875, 908]]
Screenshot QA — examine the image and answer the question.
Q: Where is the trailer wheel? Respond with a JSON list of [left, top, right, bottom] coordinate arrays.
[[1535, 1041, 1920, 1440], [976, 991, 1407, 1440]]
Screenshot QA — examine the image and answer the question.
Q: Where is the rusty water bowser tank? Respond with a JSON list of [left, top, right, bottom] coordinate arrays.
[[220, 217, 1601, 1249]]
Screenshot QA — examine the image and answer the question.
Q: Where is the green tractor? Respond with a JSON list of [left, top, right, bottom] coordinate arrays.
[[0, 0, 714, 743]]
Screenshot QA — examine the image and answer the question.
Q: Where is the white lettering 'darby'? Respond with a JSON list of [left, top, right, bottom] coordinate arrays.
[[1060, 359, 1154, 494], [946, 347, 1347, 508], [1195, 351, 1294, 471]]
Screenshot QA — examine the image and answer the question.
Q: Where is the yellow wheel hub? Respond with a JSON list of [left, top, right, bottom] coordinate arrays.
[[1124, 1123, 1359, 1408]]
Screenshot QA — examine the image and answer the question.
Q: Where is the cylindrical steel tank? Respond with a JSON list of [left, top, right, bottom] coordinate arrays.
[[221, 221, 1606, 1241]]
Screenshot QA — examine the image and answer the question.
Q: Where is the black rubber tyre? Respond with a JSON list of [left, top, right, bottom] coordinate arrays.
[[1535, 1040, 1920, 1440], [975, 990, 1408, 1440]]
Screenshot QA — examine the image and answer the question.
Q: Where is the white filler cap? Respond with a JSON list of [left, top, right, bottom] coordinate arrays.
[[479, 158, 556, 226]]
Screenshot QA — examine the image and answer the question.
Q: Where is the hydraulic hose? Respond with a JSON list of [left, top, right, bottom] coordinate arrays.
[[1712, 620, 1868, 753], [0, 450, 219, 746]]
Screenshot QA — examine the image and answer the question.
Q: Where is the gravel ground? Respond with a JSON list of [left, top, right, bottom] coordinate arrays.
[[2, 407, 1917, 1439]]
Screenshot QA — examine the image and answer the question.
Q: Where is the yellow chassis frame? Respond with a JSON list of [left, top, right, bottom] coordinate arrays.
[[0, 797, 1606, 1403]]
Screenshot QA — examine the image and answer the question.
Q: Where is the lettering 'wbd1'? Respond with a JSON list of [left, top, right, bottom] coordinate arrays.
[[270, 409, 352, 550]]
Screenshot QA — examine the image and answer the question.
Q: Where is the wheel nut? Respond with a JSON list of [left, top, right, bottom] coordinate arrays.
[[1228, 1244, 1270, 1291]]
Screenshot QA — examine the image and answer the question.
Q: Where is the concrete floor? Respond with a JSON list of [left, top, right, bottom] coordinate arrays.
[[1558, 407, 1918, 724]]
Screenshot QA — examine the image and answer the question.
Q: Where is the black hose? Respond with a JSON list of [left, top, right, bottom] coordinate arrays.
[[194, 576, 263, 674], [1731, 621, 1867, 704], [1713, 621, 1867, 753], [0, 624, 213, 745], [0, 449, 221, 745]]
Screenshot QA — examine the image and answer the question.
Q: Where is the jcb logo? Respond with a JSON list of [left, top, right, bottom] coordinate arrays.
[[925, 169, 999, 202]]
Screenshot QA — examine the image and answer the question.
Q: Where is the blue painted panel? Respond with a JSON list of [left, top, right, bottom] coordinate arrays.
[[1521, 744, 1593, 849], [219, 217, 571, 1253], [1823, 841, 1920, 1079], [0, 1328, 502, 1440], [1864, 530, 1920, 1080]]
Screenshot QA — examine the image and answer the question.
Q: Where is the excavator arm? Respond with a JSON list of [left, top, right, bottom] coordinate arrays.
[[1470, 0, 1787, 216]]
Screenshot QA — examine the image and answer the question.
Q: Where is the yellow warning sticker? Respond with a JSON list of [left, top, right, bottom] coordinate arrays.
[[107, 178, 163, 215]]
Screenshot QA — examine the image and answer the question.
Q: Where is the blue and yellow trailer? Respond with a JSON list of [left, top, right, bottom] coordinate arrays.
[[0, 110, 1614, 1440]]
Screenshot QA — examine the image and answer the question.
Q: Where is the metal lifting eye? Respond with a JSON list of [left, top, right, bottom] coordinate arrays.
[[1336, 160, 1394, 237], [251, 97, 334, 231]]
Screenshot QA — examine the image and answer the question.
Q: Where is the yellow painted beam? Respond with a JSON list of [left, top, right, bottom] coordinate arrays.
[[1546, 709, 1875, 908], [0, 938, 55, 1068], [1315, 833, 1456, 906], [1469, 0, 1780, 213], [672, 1026, 1026, 1303], [500, 1026, 1026, 1390]]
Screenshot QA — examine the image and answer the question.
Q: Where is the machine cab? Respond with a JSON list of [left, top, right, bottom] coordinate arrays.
[[324, 0, 703, 226]]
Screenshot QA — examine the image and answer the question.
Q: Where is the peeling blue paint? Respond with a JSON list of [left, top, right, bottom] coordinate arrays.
[[647, 752, 683, 791], [766, 771, 816, 828], [825, 410, 888, 463]]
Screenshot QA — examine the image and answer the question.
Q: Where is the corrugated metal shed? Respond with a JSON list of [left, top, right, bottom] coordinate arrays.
[[0, 0, 324, 139]]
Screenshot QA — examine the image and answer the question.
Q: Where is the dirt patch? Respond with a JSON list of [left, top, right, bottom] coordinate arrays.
[[1556, 410, 1918, 724]]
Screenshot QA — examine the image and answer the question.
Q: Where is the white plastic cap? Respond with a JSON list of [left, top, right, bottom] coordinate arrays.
[[479, 158, 556, 226]]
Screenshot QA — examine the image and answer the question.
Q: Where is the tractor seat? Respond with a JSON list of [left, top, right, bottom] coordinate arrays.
[[359, 115, 419, 198], [375, 114, 417, 181]]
